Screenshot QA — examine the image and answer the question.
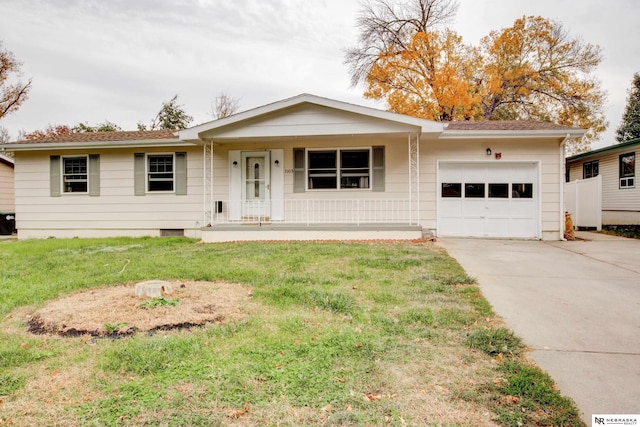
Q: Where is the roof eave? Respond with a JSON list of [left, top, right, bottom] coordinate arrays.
[[439, 129, 586, 139], [566, 138, 640, 162], [3, 138, 191, 151]]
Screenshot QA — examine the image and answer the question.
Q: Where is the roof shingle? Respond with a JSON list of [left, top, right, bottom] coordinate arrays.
[[12, 129, 178, 144], [445, 120, 582, 131]]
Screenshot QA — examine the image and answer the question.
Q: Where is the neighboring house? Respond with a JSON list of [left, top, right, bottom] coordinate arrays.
[[0, 153, 15, 213], [566, 138, 640, 225], [4, 94, 584, 241], [0, 153, 16, 235]]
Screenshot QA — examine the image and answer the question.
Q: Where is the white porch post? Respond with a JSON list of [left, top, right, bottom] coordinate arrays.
[[408, 133, 420, 225], [203, 141, 214, 226]]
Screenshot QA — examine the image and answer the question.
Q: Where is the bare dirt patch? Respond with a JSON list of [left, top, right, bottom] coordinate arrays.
[[25, 280, 252, 337]]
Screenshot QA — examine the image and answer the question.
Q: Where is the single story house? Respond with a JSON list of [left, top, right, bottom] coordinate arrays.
[[4, 94, 584, 241], [566, 138, 639, 225]]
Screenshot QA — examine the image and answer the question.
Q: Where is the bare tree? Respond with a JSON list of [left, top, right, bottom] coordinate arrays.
[[0, 125, 10, 143], [344, 0, 459, 87], [211, 92, 240, 119]]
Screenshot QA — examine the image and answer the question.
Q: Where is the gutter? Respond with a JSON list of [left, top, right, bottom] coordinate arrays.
[[559, 134, 570, 241], [2, 138, 195, 152], [439, 130, 585, 139]]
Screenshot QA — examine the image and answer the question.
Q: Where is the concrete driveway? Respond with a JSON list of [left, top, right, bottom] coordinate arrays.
[[437, 232, 640, 425]]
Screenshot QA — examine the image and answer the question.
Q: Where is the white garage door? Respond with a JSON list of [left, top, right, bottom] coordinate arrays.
[[437, 162, 539, 238]]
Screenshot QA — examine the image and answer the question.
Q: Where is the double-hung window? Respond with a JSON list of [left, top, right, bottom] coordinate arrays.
[[63, 156, 88, 193], [583, 160, 599, 179], [619, 152, 635, 188], [307, 149, 370, 190], [147, 154, 174, 192]]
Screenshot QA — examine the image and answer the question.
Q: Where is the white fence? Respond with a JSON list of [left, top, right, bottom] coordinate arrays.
[[564, 175, 602, 230], [208, 199, 414, 226]]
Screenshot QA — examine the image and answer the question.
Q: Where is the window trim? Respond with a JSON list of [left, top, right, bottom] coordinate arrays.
[[146, 153, 175, 193], [583, 160, 599, 179], [619, 152, 635, 189], [61, 155, 89, 194], [306, 148, 372, 191]]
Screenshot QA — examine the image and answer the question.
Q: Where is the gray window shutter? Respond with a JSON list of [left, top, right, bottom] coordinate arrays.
[[293, 148, 305, 193], [50, 155, 61, 197], [175, 152, 187, 195], [372, 146, 385, 192], [89, 154, 100, 196], [134, 153, 145, 196]]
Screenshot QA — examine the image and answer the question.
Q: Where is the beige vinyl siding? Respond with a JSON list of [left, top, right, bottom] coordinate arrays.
[[0, 161, 15, 212], [14, 147, 203, 238], [212, 135, 412, 204], [421, 137, 562, 240]]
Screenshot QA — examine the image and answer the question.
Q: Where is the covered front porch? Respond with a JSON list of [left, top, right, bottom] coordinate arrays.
[[176, 94, 443, 242]]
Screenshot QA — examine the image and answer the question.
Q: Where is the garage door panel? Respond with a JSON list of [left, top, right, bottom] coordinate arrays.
[[437, 162, 540, 239], [462, 199, 486, 217]]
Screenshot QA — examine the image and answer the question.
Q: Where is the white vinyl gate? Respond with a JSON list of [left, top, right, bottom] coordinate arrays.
[[564, 175, 602, 230]]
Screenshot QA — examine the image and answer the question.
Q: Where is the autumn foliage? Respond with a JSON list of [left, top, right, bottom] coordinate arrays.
[[347, 1, 607, 152], [0, 42, 31, 120]]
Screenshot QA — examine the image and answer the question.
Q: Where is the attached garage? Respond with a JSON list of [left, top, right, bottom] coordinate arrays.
[[437, 161, 540, 238]]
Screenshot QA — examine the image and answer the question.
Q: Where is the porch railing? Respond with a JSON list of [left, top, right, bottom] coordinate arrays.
[[207, 199, 414, 226]]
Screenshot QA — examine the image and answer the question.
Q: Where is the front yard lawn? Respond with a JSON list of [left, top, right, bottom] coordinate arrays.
[[0, 237, 584, 426]]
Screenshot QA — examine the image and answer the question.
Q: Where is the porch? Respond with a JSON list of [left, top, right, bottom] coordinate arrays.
[[200, 199, 424, 242]]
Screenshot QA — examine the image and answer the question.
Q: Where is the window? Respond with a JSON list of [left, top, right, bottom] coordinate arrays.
[[583, 160, 599, 179], [148, 154, 174, 192], [307, 149, 370, 190], [465, 183, 485, 198], [511, 183, 533, 198], [488, 183, 509, 198], [308, 151, 336, 189], [63, 156, 88, 193], [442, 183, 462, 198], [441, 182, 533, 199], [620, 152, 635, 188]]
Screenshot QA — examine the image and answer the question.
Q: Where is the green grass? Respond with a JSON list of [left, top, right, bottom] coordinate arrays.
[[139, 297, 181, 310], [0, 237, 585, 426]]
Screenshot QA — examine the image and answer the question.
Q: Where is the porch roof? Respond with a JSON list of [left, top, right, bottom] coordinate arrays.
[[179, 93, 444, 143]]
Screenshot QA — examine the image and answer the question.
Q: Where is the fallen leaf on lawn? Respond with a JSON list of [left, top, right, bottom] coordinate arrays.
[[51, 371, 61, 377], [322, 404, 331, 412], [364, 393, 383, 401], [504, 395, 520, 404], [256, 377, 267, 382], [229, 409, 246, 419], [334, 377, 345, 383], [495, 353, 503, 363], [345, 404, 352, 411]]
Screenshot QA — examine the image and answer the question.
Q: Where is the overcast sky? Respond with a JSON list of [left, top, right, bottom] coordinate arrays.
[[1, 0, 639, 148]]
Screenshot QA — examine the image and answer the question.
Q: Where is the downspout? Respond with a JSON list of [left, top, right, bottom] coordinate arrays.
[[559, 134, 570, 241], [416, 132, 420, 227]]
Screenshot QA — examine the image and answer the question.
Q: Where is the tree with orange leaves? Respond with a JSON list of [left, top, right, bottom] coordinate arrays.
[[345, 1, 607, 152], [0, 42, 32, 120]]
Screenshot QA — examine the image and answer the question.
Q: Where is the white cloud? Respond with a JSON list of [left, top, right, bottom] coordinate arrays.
[[1, 0, 637, 148]]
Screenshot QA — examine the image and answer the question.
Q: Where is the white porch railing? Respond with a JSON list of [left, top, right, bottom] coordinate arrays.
[[207, 199, 414, 226]]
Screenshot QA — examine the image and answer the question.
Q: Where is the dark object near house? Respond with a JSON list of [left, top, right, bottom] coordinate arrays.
[[0, 212, 16, 235]]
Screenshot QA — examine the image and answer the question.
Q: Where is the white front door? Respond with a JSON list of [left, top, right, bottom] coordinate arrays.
[[241, 151, 271, 219]]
